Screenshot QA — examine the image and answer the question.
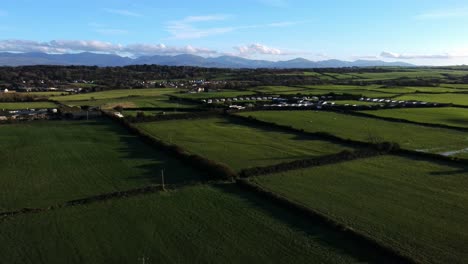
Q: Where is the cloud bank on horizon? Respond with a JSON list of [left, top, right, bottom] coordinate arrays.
[[0, 0, 467, 65]]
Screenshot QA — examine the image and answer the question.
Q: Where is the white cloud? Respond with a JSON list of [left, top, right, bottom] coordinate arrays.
[[233, 43, 309, 57], [166, 14, 301, 39], [123, 43, 218, 56], [0, 39, 219, 56], [415, 8, 468, 20], [166, 15, 234, 39], [380, 51, 468, 60], [104, 8, 142, 17], [235, 43, 283, 56]]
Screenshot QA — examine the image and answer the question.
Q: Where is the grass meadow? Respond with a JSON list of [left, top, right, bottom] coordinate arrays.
[[0, 185, 388, 264], [0, 119, 204, 210], [252, 155, 468, 264], [238, 110, 468, 158], [136, 117, 352, 171]]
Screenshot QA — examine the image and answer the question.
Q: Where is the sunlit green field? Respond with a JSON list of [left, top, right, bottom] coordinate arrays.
[[52, 88, 179, 101], [136, 117, 351, 170], [395, 93, 468, 106], [252, 155, 468, 264], [237, 111, 468, 158], [0, 101, 58, 110], [361, 107, 468, 128], [0, 120, 203, 211], [175, 90, 256, 99], [61, 96, 198, 109]]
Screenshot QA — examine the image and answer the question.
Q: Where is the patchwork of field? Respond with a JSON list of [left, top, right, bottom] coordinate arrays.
[[361, 107, 468, 128], [0, 185, 387, 264], [2, 67, 468, 263], [251, 155, 468, 264], [136, 117, 352, 170], [0, 120, 203, 210], [52, 88, 179, 101], [237, 111, 468, 158], [0, 101, 58, 110]]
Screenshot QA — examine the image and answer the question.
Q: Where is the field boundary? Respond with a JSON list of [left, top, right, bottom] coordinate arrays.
[[236, 179, 417, 264], [343, 110, 468, 132], [125, 110, 223, 123], [102, 110, 237, 181], [229, 112, 468, 164], [239, 148, 393, 178], [0, 184, 166, 221]]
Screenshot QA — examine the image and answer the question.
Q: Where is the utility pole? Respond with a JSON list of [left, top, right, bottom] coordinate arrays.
[[161, 169, 166, 191]]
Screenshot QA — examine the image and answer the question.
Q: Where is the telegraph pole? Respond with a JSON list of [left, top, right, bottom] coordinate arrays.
[[161, 169, 166, 191]]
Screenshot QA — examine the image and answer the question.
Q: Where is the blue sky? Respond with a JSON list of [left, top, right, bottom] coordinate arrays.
[[0, 0, 468, 65]]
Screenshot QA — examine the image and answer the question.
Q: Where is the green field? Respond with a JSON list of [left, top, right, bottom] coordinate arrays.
[[286, 85, 399, 97], [252, 155, 468, 264], [61, 96, 198, 109], [52, 88, 179, 101], [395, 93, 468, 106], [362, 107, 468, 128], [175, 90, 256, 99], [25, 91, 67, 97], [0, 101, 58, 110], [0, 184, 390, 264], [238, 111, 468, 158], [136, 117, 351, 170], [253, 85, 307, 93], [349, 70, 447, 80], [0, 120, 203, 210]]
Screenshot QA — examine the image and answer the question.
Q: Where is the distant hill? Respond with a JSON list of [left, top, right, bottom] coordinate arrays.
[[0, 52, 414, 68]]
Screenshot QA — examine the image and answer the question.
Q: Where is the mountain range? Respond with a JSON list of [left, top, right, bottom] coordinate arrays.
[[0, 52, 414, 68]]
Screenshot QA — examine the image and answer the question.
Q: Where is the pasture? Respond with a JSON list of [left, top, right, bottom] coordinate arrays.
[[52, 88, 179, 101], [0, 101, 58, 110], [0, 120, 203, 210], [238, 110, 468, 158], [395, 93, 468, 106], [61, 96, 197, 109], [252, 155, 468, 264], [361, 107, 468, 128], [136, 117, 352, 171], [0, 185, 385, 264]]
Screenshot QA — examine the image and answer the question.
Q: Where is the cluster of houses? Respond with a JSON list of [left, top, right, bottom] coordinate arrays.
[[198, 93, 444, 111], [358, 97, 438, 107], [202, 96, 274, 104], [0, 108, 58, 121], [160, 79, 227, 90]]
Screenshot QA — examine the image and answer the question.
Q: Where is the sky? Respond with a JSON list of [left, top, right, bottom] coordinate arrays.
[[0, 0, 468, 65]]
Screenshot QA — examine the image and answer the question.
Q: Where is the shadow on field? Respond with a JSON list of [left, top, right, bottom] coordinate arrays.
[[214, 183, 398, 264], [216, 117, 354, 148], [445, 118, 468, 127], [394, 154, 468, 176], [88, 118, 206, 185]]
